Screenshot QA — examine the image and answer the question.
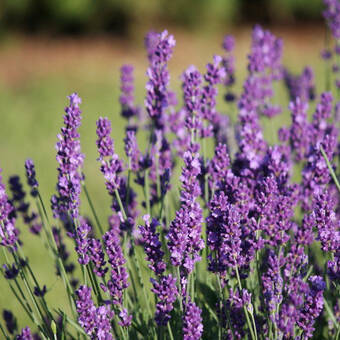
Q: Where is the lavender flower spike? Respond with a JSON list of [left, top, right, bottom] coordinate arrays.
[[51, 93, 84, 220], [139, 214, 166, 276], [76, 285, 114, 339], [74, 221, 91, 265], [96, 117, 123, 194], [24, 159, 39, 197], [0, 169, 19, 248], [96, 117, 114, 160], [151, 274, 178, 326], [120, 64, 138, 119], [124, 130, 140, 172], [324, 0, 340, 40], [16, 326, 33, 340], [145, 30, 176, 129], [183, 299, 203, 340], [103, 226, 130, 308]]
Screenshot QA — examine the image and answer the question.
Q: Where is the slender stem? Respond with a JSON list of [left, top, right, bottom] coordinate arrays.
[[217, 275, 223, 340], [167, 321, 174, 340], [132, 248, 153, 318], [235, 265, 257, 340], [38, 192, 50, 224], [324, 299, 340, 330], [144, 169, 151, 216], [176, 267, 183, 312], [83, 182, 104, 236], [320, 145, 340, 192], [0, 321, 9, 340], [126, 162, 131, 210], [36, 191, 77, 317], [8, 281, 34, 321], [115, 189, 127, 220]]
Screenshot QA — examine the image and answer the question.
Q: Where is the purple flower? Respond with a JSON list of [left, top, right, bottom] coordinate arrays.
[[150, 274, 178, 326], [243, 25, 283, 118], [74, 221, 92, 265], [327, 251, 340, 281], [124, 130, 140, 172], [182, 66, 203, 131], [24, 159, 39, 197], [139, 215, 166, 276], [284, 66, 315, 102], [297, 212, 315, 246], [96, 117, 115, 160], [207, 192, 245, 273], [312, 92, 334, 142], [313, 190, 340, 252], [208, 143, 231, 191], [3, 263, 20, 280], [33, 285, 47, 297], [96, 117, 124, 195], [16, 326, 33, 340], [288, 97, 312, 161], [118, 308, 132, 327], [103, 227, 129, 306], [76, 285, 97, 335], [168, 149, 204, 274], [145, 30, 176, 129], [148, 130, 173, 206], [76, 285, 114, 339], [236, 25, 283, 167], [225, 288, 248, 339], [223, 35, 235, 53], [8, 175, 42, 235], [120, 65, 138, 119], [51, 93, 84, 220], [200, 55, 226, 138], [0, 169, 19, 248], [261, 250, 284, 324], [254, 174, 295, 247], [296, 276, 325, 338], [183, 299, 203, 340], [88, 238, 107, 277], [324, 0, 340, 40], [2, 309, 17, 334], [222, 35, 236, 106], [301, 93, 338, 210]]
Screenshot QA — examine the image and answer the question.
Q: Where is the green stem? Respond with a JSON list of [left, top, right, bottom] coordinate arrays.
[[144, 169, 151, 216], [176, 267, 183, 312], [217, 275, 224, 340], [320, 145, 340, 193], [8, 281, 34, 321], [0, 321, 9, 340], [126, 163, 131, 210], [36, 191, 77, 318], [83, 182, 104, 236], [167, 321, 174, 340], [235, 265, 257, 340], [324, 299, 340, 331], [115, 189, 127, 220]]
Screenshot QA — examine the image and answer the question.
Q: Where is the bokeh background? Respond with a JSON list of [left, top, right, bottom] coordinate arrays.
[[0, 0, 329, 330]]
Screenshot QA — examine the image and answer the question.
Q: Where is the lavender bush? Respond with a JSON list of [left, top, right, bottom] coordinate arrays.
[[1, 2, 340, 339]]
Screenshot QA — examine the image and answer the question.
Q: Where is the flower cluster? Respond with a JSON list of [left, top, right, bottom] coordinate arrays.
[[2, 8, 340, 340], [51, 93, 84, 219], [0, 169, 19, 248]]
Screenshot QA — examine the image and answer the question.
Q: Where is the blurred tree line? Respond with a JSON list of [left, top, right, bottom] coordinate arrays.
[[0, 0, 323, 36]]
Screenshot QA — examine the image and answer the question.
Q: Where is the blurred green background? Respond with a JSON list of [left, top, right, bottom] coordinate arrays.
[[0, 0, 330, 334], [0, 0, 325, 36]]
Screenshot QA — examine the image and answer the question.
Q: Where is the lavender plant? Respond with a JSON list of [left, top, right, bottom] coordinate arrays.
[[1, 2, 340, 339]]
